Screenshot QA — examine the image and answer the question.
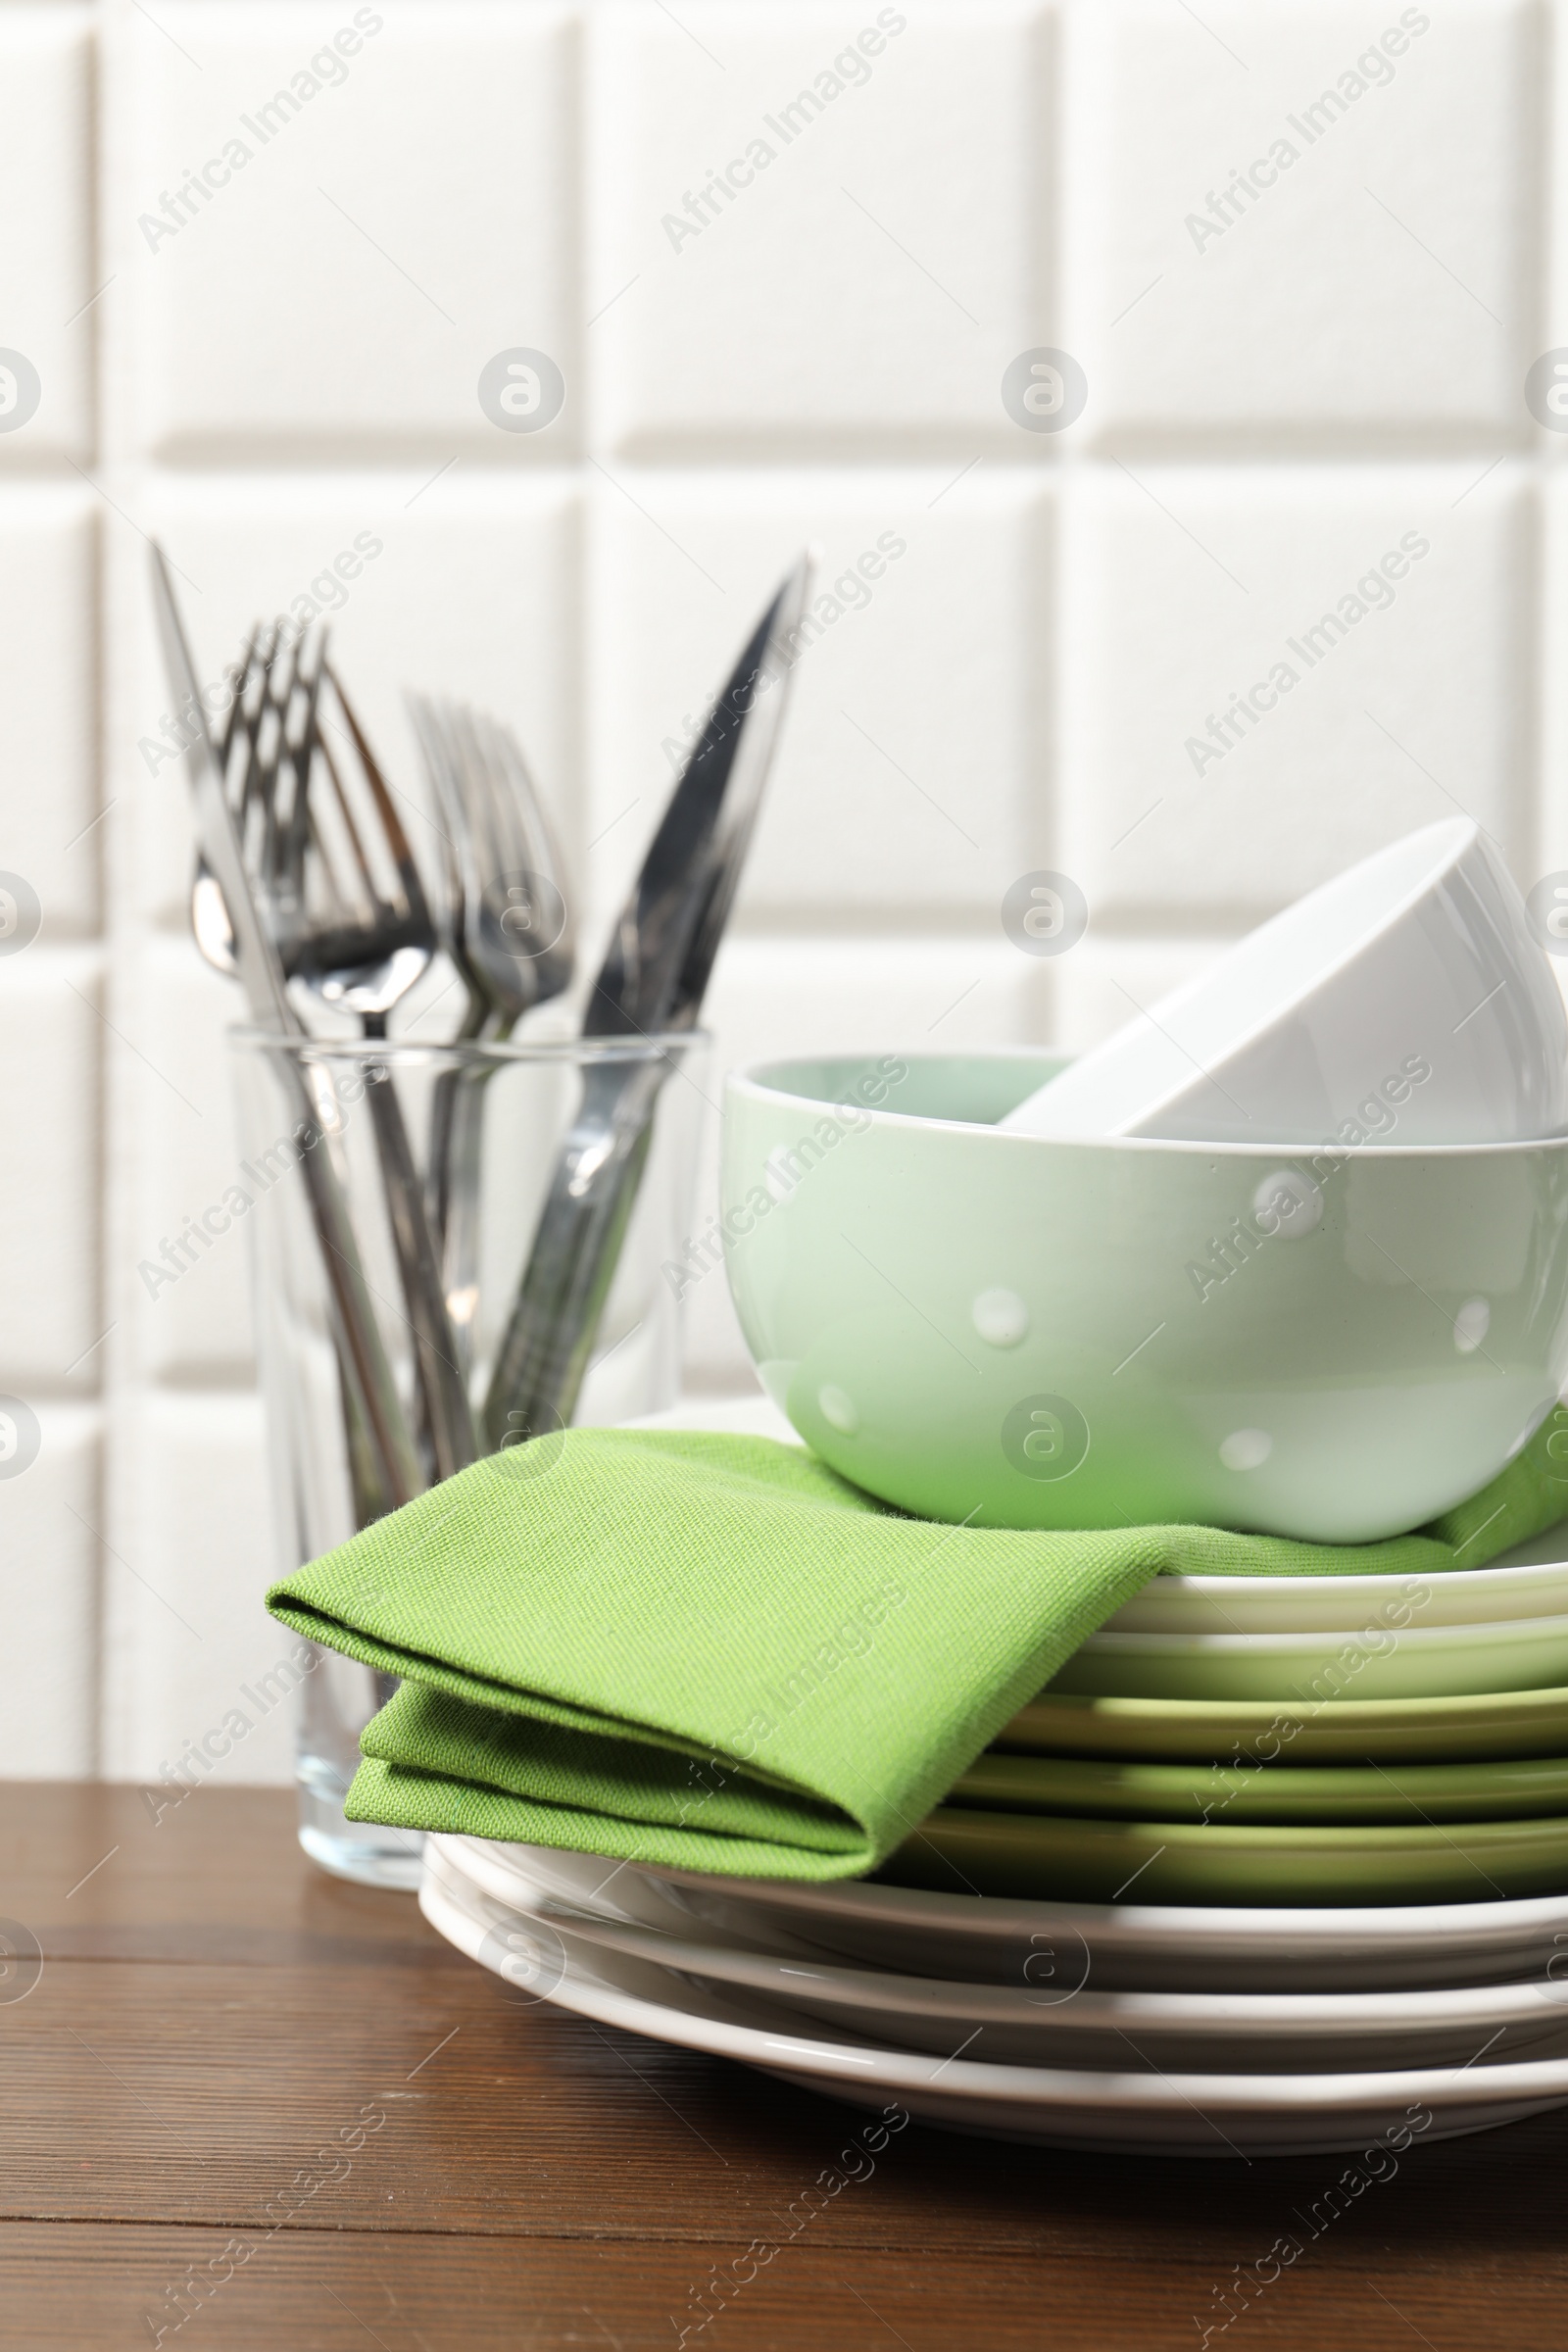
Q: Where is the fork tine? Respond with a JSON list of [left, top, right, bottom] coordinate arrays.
[[220, 623, 274, 918], [234, 621, 282, 865], [221, 626, 260, 808], [313, 723, 382, 934], [472, 718, 540, 975], [259, 625, 303, 902], [408, 694, 459, 883], [325, 662, 430, 926], [445, 701, 499, 893], [489, 711, 564, 902], [216, 621, 262, 773], [408, 693, 474, 984], [277, 624, 328, 907], [479, 706, 576, 1004]]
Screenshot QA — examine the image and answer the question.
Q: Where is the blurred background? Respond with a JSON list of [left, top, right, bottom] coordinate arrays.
[[0, 0, 1554, 1787]]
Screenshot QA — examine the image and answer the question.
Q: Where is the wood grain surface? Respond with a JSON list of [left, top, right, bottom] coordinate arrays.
[[2, 1782, 1566, 2349]]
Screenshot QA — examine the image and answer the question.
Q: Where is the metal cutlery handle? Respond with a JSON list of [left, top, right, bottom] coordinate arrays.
[[315, 676, 478, 1483], [359, 1024, 477, 1480], [481, 1060, 662, 1446], [287, 1059, 423, 1515], [409, 691, 577, 1393], [429, 1059, 490, 1379], [151, 547, 422, 1514]]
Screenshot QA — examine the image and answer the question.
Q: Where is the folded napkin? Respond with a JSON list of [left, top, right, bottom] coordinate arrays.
[[266, 1415, 1568, 1883]]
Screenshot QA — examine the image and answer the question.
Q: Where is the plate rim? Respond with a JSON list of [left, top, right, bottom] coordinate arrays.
[[436, 1835, 1568, 2036], [437, 1830, 1568, 1954], [419, 1848, 1568, 2118]]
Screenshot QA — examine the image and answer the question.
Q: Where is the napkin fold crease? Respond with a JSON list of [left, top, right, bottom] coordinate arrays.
[[266, 1417, 1568, 1883]]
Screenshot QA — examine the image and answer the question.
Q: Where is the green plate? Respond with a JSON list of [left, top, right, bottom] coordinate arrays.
[[1000, 1686, 1568, 1765], [952, 1750, 1568, 1826], [884, 1807, 1568, 1908], [1047, 1621, 1568, 1703]]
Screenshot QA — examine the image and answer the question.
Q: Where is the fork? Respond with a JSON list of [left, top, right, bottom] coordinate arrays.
[[275, 666, 479, 1482], [154, 555, 421, 1519], [188, 620, 314, 976], [186, 628, 474, 1484], [409, 695, 574, 1372]]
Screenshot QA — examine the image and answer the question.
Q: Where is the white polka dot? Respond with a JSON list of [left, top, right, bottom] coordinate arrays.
[[1219, 1429, 1272, 1472], [818, 1384, 859, 1435], [1251, 1169, 1322, 1240], [1454, 1298, 1491, 1355], [971, 1288, 1029, 1348]]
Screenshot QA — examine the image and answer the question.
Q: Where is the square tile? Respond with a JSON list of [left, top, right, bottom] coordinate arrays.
[[592, 1, 1052, 457], [0, 486, 99, 940], [118, 935, 257, 1385], [1531, 471, 1568, 884], [101, 1387, 296, 1786], [587, 468, 1052, 933], [1542, 0, 1568, 457], [0, 8, 95, 465], [111, 470, 582, 933], [1059, 463, 1530, 927], [0, 1404, 100, 1776], [1064, 0, 1539, 448], [0, 947, 103, 1389], [122, 2, 578, 461], [13, 0, 1555, 1794]]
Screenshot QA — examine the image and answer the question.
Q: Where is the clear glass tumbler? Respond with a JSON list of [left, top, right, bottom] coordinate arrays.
[[229, 1030, 710, 1887]]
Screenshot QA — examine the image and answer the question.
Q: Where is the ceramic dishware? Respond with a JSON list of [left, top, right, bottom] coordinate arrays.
[[429, 1835, 1568, 2074], [948, 1749, 1568, 1825], [720, 1053, 1568, 1541], [1101, 1526, 1568, 1636], [1004, 1684, 1568, 1764], [636, 1397, 1568, 1633], [885, 1804, 1568, 1907], [1050, 1611, 1568, 1702], [440, 1833, 1568, 1992], [999, 820, 1568, 1144], [419, 1842, 1568, 2153]]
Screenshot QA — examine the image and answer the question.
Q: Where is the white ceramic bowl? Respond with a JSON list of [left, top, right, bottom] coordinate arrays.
[[1001, 820, 1568, 1145], [721, 1051, 1568, 1541]]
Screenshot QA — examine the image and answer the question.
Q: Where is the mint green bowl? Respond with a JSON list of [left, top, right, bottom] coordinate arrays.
[[720, 1053, 1568, 1544]]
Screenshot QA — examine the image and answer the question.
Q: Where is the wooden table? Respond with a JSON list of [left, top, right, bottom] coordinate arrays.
[[3, 1783, 1566, 2349]]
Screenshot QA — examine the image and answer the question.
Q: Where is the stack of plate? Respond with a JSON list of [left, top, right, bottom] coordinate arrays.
[[896, 1515, 1568, 1913], [421, 1829, 1568, 2156], [413, 820, 1568, 2151], [419, 1511, 1568, 2155]]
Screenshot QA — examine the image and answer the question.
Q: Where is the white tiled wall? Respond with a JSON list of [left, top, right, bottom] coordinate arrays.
[[0, 0, 1562, 1783]]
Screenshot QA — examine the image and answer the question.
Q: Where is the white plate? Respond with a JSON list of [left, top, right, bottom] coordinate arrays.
[[1055, 1611, 1568, 1702], [634, 1396, 1568, 1639], [442, 1833, 1568, 1993], [1103, 1521, 1568, 1635], [433, 1836, 1568, 2075], [420, 1843, 1568, 2156]]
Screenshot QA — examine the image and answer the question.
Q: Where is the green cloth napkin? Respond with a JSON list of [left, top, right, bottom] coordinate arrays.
[[266, 1413, 1568, 1883]]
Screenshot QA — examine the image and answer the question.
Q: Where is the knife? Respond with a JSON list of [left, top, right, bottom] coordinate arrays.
[[481, 550, 814, 1448]]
